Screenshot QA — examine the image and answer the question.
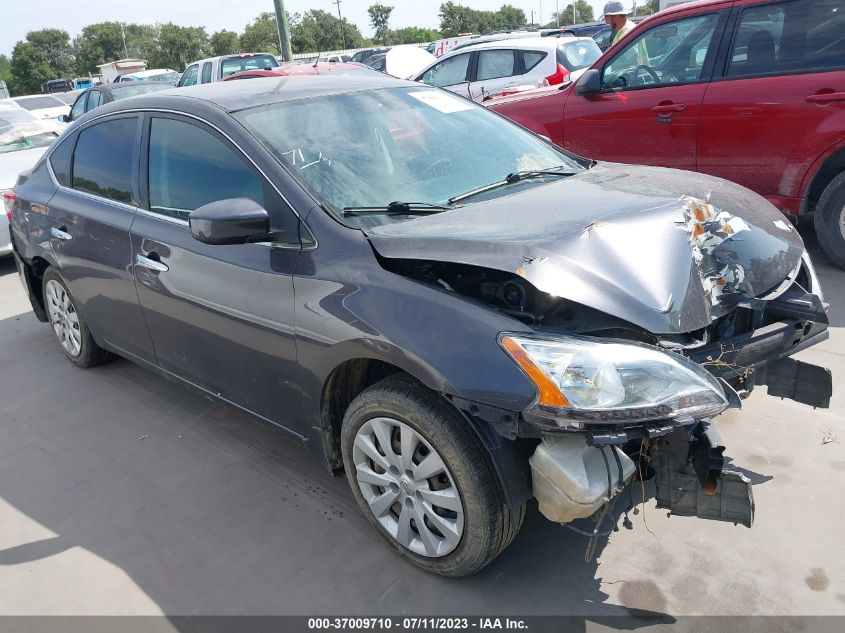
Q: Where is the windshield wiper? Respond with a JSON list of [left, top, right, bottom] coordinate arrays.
[[342, 201, 453, 217], [448, 167, 577, 205]]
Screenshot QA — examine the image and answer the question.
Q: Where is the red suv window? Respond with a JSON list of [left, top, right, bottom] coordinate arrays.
[[727, 0, 845, 78]]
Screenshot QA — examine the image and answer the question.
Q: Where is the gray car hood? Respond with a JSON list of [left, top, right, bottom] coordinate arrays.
[[365, 163, 805, 334]]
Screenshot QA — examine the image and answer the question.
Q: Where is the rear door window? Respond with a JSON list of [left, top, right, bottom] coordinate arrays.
[[201, 62, 212, 84], [476, 50, 517, 80], [727, 0, 845, 78], [72, 117, 138, 205]]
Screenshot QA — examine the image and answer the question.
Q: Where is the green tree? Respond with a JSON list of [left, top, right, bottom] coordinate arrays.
[[389, 27, 441, 45], [9, 41, 54, 95], [122, 23, 161, 61], [73, 22, 126, 75], [635, 0, 659, 16], [240, 12, 282, 54], [368, 4, 394, 44], [545, 1, 595, 27], [210, 29, 240, 56], [148, 23, 208, 70], [25, 29, 75, 78], [494, 5, 527, 30], [290, 10, 364, 53], [0, 54, 11, 87], [439, 3, 526, 37]]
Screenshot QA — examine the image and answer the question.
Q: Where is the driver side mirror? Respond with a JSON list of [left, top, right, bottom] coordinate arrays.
[[575, 68, 601, 96], [58, 114, 70, 123], [189, 198, 271, 245]]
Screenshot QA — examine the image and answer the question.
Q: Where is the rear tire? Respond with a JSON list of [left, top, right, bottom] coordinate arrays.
[[42, 268, 112, 368], [814, 171, 845, 269], [341, 374, 524, 577]]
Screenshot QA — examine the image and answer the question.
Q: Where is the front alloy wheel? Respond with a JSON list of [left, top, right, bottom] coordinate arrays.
[[352, 417, 464, 557], [341, 375, 525, 576]]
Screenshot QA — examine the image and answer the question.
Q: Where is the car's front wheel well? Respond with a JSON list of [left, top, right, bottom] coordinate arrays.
[[320, 358, 409, 471], [806, 147, 845, 215]]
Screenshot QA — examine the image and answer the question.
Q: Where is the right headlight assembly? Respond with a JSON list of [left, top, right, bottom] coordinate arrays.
[[500, 333, 728, 428]]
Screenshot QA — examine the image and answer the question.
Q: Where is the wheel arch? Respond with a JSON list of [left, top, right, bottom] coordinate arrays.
[[801, 143, 845, 216]]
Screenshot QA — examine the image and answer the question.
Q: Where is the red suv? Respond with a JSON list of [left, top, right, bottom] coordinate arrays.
[[488, 0, 845, 267]]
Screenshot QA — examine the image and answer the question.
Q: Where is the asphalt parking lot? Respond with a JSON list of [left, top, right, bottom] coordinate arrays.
[[0, 235, 843, 618]]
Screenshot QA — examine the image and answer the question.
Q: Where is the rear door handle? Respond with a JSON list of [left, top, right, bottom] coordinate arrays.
[[136, 253, 169, 273], [806, 92, 845, 104], [651, 103, 687, 114], [50, 226, 72, 240]]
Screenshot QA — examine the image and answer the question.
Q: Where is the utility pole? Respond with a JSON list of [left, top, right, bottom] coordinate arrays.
[[273, 0, 293, 62], [332, 0, 347, 50], [121, 23, 128, 58], [556, 0, 560, 27], [573, 2, 576, 25]]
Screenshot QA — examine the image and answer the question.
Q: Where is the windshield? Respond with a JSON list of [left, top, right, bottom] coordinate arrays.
[[221, 55, 279, 77], [0, 105, 59, 153], [235, 87, 582, 225], [13, 96, 65, 111], [111, 83, 173, 100]]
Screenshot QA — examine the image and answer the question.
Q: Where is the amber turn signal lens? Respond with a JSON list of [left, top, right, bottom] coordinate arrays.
[[501, 336, 570, 408]]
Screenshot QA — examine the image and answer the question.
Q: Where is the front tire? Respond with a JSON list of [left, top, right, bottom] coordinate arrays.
[[814, 171, 845, 269], [42, 268, 112, 368], [341, 375, 523, 577]]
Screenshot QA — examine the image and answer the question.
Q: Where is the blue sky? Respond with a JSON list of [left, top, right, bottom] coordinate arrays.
[[1, 1, 623, 56]]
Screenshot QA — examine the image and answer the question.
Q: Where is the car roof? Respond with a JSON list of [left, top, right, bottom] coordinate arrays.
[[93, 81, 173, 94], [451, 35, 594, 53], [224, 62, 377, 80], [93, 74, 413, 116], [186, 52, 278, 67]]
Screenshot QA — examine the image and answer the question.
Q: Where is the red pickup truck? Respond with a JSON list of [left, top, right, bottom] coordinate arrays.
[[487, 0, 845, 267]]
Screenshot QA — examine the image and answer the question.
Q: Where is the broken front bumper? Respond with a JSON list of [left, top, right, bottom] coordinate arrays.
[[530, 420, 754, 529]]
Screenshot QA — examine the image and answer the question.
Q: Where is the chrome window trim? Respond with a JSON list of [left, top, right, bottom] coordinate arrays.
[[136, 207, 188, 226], [44, 107, 318, 250]]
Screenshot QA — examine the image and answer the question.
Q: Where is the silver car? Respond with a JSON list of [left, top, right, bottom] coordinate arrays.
[[1, 103, 60, 256]]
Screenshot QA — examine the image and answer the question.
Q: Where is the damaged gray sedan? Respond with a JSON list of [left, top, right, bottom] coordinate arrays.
[[9, 75, 832, 576]]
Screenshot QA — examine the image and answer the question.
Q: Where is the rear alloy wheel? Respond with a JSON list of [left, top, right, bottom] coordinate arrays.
[[814, 171, 845, 269], [341, 375, 524, 576], [45, 279, 82, 358], [42, 268, 112, 368]]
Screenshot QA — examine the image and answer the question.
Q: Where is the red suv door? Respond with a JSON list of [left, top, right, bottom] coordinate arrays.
[[698, 0, 845, 257], [562, 5, 731, 171]]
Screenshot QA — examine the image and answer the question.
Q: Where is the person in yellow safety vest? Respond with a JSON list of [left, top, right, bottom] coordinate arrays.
[[603, 2, 648, 64]]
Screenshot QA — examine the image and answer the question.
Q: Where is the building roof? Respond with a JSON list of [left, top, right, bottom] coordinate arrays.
[[96, 59, 147, 69]]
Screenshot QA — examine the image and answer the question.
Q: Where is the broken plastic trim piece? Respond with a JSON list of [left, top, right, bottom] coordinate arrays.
[[652, 424, 754, 528]]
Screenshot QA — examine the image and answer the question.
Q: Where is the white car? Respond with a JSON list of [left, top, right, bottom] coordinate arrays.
[[414, 37, 602, 102], [117, 68, 180, 83], [177, 53, 279, 87], [320, 54, 352, 63], [10, 94, 70, 121], [0, 104, 60, 257]]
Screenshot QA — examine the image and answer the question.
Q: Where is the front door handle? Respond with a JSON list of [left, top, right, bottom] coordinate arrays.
[[51, 226, 72, 240], [136, 253, 169, 273], [651, 103, 687, 114], [806, 92, 845, 104]]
